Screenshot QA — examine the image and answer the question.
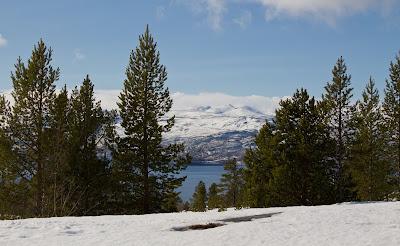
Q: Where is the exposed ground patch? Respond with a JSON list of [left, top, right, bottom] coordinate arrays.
[[172, 212, 281, 231]]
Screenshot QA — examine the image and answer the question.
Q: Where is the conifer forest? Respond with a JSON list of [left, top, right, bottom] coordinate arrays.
[[1, 26, 400, 219]]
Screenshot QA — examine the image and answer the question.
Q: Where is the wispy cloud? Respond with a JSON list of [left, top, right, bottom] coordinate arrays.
[[178, 0, 396, 30], [177, 0, 226, 32], [233, 10, 252, 29], [0, 34, 8, 47], [253, 0, 396, 26], [157, 5, 166, 20], [74, 49, 85, 61]]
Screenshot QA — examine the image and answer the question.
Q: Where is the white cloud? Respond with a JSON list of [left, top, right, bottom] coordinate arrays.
[[94, 90, 121, 110], [0, 34, 8, 47], [170, 92, 287, 115], [253, 0, 396, 26], [94, 90, 287, 114], [178, 0, 395, 29], [95, 90, 287, 114], [2, 89, 287, 116], [177, 0, 226, 32], [157, 5, 166, 20], [233, 10, 252, 29], [74, 49, 85, 61]]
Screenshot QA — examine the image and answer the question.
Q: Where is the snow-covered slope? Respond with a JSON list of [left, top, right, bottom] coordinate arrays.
[[162, 104, 272, 164], [2, 202, 400, 246]]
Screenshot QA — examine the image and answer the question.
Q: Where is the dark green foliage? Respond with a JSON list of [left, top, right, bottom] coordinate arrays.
[[110, 26, 191, 214], [220, 158, 244, 209], [383, 51, 400, 187], [66, 75, 112, 215], [190, 181, 207, 212], [243, 120, 278, 208], [244, 89, 336, 207], [207, 182, 221, 209], [350, 78, 393, 201], [0, 95, 23, 218], [322, 56, 354, 203], [7, 39, 59, 217]]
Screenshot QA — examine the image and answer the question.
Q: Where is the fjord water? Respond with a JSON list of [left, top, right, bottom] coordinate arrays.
[[177, 164, 225, 202]]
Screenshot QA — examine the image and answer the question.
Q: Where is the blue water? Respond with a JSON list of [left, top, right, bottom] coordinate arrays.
[[177, 165, 225, 202]]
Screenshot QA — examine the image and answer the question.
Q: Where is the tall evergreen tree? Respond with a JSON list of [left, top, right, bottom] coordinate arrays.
[[383, 51, 400, 187], [351, 78, 393, 201], [8, 39, 59, 217], [45, 86, 71, 216], [244, 89, 336, 207], [68, 75, 111, 215], [219, 158, 244, 208], [322, 56, 354, 203], [111, 26, 190, 214], [273, 89, 335, 206], [243, 120, 278, 207]]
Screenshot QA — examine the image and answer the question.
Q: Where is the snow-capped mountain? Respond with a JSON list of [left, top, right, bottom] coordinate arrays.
[[162, 104, 272, 164]]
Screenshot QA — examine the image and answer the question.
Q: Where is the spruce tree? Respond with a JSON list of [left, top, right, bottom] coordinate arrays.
[[322, 56, 354, 203], [111, 26, 190, 214], [190, 180, 207, 212], [351, 78, 393, 201], [8, 39, 59, 217], [383, 51, 400, 187], [219, 158, 244, 208]]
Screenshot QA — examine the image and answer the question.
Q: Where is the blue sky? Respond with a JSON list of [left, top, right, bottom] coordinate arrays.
[[1, 0, 400, 101]]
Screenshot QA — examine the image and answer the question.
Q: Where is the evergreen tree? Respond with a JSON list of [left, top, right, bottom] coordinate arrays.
[[67, 75, 111, 215], [0, 95, 17, 218], [273, 89, 335, 206], [220, 158, 244, 208], [383, 51, 400, 187], [207, 182, 220, 209], [243, 120, 278, 207], [110, 26, 191, 214], [322, 56, 354, 203], [351, 78, 393, 201], [244, 89, 336, 207], [8, 39, 59, 217], [45, 86, 72, 216], [190, 180, 207, 212]]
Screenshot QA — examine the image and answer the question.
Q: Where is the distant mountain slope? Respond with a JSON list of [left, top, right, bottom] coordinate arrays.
[[162, 105, 272, 164]]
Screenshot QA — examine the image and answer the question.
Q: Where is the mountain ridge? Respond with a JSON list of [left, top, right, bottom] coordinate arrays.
[[162, 104, 272, 164]]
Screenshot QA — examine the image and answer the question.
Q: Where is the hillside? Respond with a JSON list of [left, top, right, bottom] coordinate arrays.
[[1, 202, 399, 245], [162, 104, 273, 164]]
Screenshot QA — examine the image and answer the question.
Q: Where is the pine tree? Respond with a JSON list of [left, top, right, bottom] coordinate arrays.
[[322, 56, 354, 203], [111, 26, 191, 214], [8, 39, 60, 217], [383, 51, 400, 187], [190, 180, 207, 212], [350, 78, 393, 201], [207, 182, 220, 209], [244, 89, 336, 207], [68, 75, 111, 215], [243, 120, 278, 207], [0, 95, 17, 218], [45, 86, 71, 216], [273, 89, 336, 206], [220, 158, 244, 208]]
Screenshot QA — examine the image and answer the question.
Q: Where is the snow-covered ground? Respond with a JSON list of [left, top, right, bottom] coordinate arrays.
[[1, 202, 400, 246]]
